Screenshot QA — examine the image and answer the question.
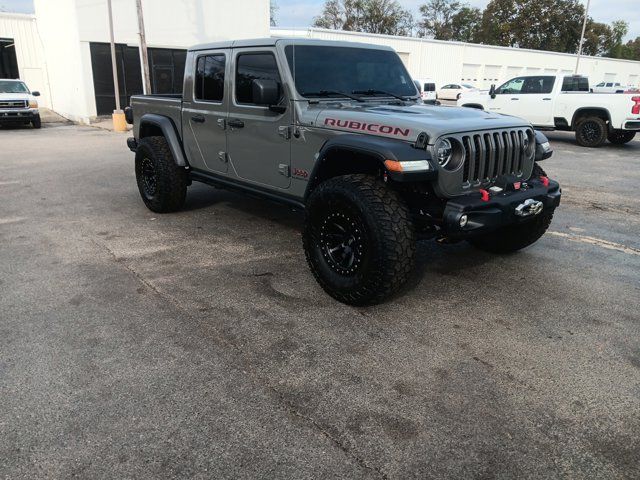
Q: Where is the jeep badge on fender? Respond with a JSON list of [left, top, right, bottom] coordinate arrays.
[[125, 38, 561, 306]]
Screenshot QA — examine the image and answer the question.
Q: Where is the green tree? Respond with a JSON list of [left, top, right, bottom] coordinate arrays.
[[417, 0, 461, 40], [478, 0, 584, 53], [450, 6, 482, 42], [620, 36, 640, 61], [313, 0, 414, 36]]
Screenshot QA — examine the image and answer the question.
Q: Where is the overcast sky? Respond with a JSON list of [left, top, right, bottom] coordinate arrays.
[[1, 0, 637, 41]]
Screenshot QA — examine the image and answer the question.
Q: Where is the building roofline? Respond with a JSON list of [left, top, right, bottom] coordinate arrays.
[[271, 27, 640, 66], [0, 11, 35, 20]]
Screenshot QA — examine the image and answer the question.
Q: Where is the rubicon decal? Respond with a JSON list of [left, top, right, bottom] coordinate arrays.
[[324, 118, 410, 137]]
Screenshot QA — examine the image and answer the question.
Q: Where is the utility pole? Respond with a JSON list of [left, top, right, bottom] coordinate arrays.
[[136, 0, 152, 94], [107, 0, 126, 131], [575, 0, 591, 74]]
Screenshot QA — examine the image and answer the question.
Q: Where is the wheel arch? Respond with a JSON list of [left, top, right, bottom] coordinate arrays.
[[304, 134, 432, 200], [138, 114, 188, 167], [571, 107, 611, 129]]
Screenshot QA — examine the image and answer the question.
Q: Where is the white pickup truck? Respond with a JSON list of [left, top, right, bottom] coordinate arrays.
[[458, 74, 640, 147]]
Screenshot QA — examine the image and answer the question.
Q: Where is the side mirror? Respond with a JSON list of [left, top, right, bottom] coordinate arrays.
[[32, 91, 41, 97], [489, 84, 496, 99], [252, 79, 284, 113]]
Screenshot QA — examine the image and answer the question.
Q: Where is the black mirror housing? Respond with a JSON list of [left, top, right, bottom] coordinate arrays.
[[489, 84, 496, 99], [252, 79, 280, 107], [32, 91, 41, 97]]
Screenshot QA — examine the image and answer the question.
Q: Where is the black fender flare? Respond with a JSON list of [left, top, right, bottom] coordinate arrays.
[[305, 133, 434, 199], [138, 113, 188, 167]]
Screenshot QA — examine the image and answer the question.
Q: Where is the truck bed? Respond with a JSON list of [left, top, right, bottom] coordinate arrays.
[[130, 94, 183, 138]]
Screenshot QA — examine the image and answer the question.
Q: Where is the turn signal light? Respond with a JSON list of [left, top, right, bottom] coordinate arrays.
[[540, 176, 549, 187], [384, 159, 403, 172]]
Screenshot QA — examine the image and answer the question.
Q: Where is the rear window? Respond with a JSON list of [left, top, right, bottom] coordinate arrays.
[[195, 54, 225, 102], [424, 83, 435, 92], [562, 76, 589, 92]]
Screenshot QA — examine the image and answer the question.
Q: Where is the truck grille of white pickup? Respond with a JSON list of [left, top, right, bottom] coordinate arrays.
[[0, 100, 28, 109], [461, 129, 533, 185]]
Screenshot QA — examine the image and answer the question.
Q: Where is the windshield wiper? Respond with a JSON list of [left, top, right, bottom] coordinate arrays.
[[301, 90, 364, 102], [352, 89, 414, 101]]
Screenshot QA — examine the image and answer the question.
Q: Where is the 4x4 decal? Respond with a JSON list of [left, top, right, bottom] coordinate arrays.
[[324, 118, 410, 137]]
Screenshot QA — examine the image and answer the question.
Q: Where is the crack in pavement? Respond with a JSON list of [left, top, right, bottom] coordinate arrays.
[[548, 231, 640, 256], [90, 237, 386, 478]]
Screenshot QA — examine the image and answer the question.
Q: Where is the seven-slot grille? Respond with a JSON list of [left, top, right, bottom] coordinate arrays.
[[461, 128, 533, 185], [0, 100, 28, 109]]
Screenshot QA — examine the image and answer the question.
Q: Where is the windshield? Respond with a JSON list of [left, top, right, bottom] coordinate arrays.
[[284, 45, 417, 99], [0, 80, 29, 94]]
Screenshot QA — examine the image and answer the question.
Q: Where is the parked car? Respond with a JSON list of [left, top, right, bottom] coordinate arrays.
[[591, 82, 624, 93], [413, 78, 437, 103], [126, 38, 560, 305], [0, 79, 41, 129], [458, 74, 640, 147], [437, 83, 477, 101]]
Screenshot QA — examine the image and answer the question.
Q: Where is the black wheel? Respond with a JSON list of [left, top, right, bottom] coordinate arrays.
[[575, 117, 607, 147], [31, 115, 41, 129], [469, 162, 554, 254], [303, 174, 415, 306], [607, 129, 636, 144], [135, 136, 187, 213]]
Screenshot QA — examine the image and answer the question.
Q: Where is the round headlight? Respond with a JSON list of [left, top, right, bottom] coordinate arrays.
[[436, 138, 452, 167]]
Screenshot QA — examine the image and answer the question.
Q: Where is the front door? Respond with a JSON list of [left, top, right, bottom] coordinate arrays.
[[488, 76, 555, 127], [182, 50, 229, 173], [226, 48, 291, 189]]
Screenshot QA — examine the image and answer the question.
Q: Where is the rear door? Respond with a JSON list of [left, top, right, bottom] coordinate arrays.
[[226, 48, 291, 189], [182, 49, 229, 174]]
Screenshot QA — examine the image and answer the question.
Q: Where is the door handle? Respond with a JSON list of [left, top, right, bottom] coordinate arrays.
[[510, 98, 519, 100], [191, 115, 205, 123], [542, 98, 552, 101], [228, 119, 245, 128]]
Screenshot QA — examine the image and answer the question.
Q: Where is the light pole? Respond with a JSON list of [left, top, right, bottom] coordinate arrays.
[[575, 0, 591, 74], [136, 0, 152, 95], [107, 0, 127, 131]]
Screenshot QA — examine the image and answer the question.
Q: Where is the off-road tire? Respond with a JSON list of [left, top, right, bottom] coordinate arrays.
[[575, 116, 607, 147], [303, 174, 416, 306], [31, 115, 41, 129], [135, 136, 187, 213], [469, 162, 553, 254], [607, 129, 636, 145]]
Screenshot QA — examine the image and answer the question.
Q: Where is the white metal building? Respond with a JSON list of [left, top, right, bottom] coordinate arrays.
[[3, 4, 640, 124], [272, 27, 640, 90], [1, 0, 269, 123], [0, 12, 51, 108]]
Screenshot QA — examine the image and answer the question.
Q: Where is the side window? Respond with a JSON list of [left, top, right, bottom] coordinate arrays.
[[235, 52, 282, 105], [521, 76, 555, 94], [496, 77, 524, 94], [195, 54, 225, 102], [561, 76, 589, 92]]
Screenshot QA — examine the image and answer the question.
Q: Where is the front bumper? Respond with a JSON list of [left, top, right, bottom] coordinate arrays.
[[0, 109, 39, 124], [442, 178, 561, 237]]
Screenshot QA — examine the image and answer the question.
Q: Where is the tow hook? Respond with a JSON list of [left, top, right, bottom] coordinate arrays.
[[515, 199, 544, 217]]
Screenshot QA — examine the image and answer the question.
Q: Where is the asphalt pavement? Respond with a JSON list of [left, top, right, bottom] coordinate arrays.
[[1, 123, 639, 479]]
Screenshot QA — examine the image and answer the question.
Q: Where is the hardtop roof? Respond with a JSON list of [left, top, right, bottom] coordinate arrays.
[[189, 37, 395, 52]]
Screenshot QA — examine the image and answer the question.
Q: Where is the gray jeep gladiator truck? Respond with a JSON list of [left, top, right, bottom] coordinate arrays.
[[126, 38, 560, 305]]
